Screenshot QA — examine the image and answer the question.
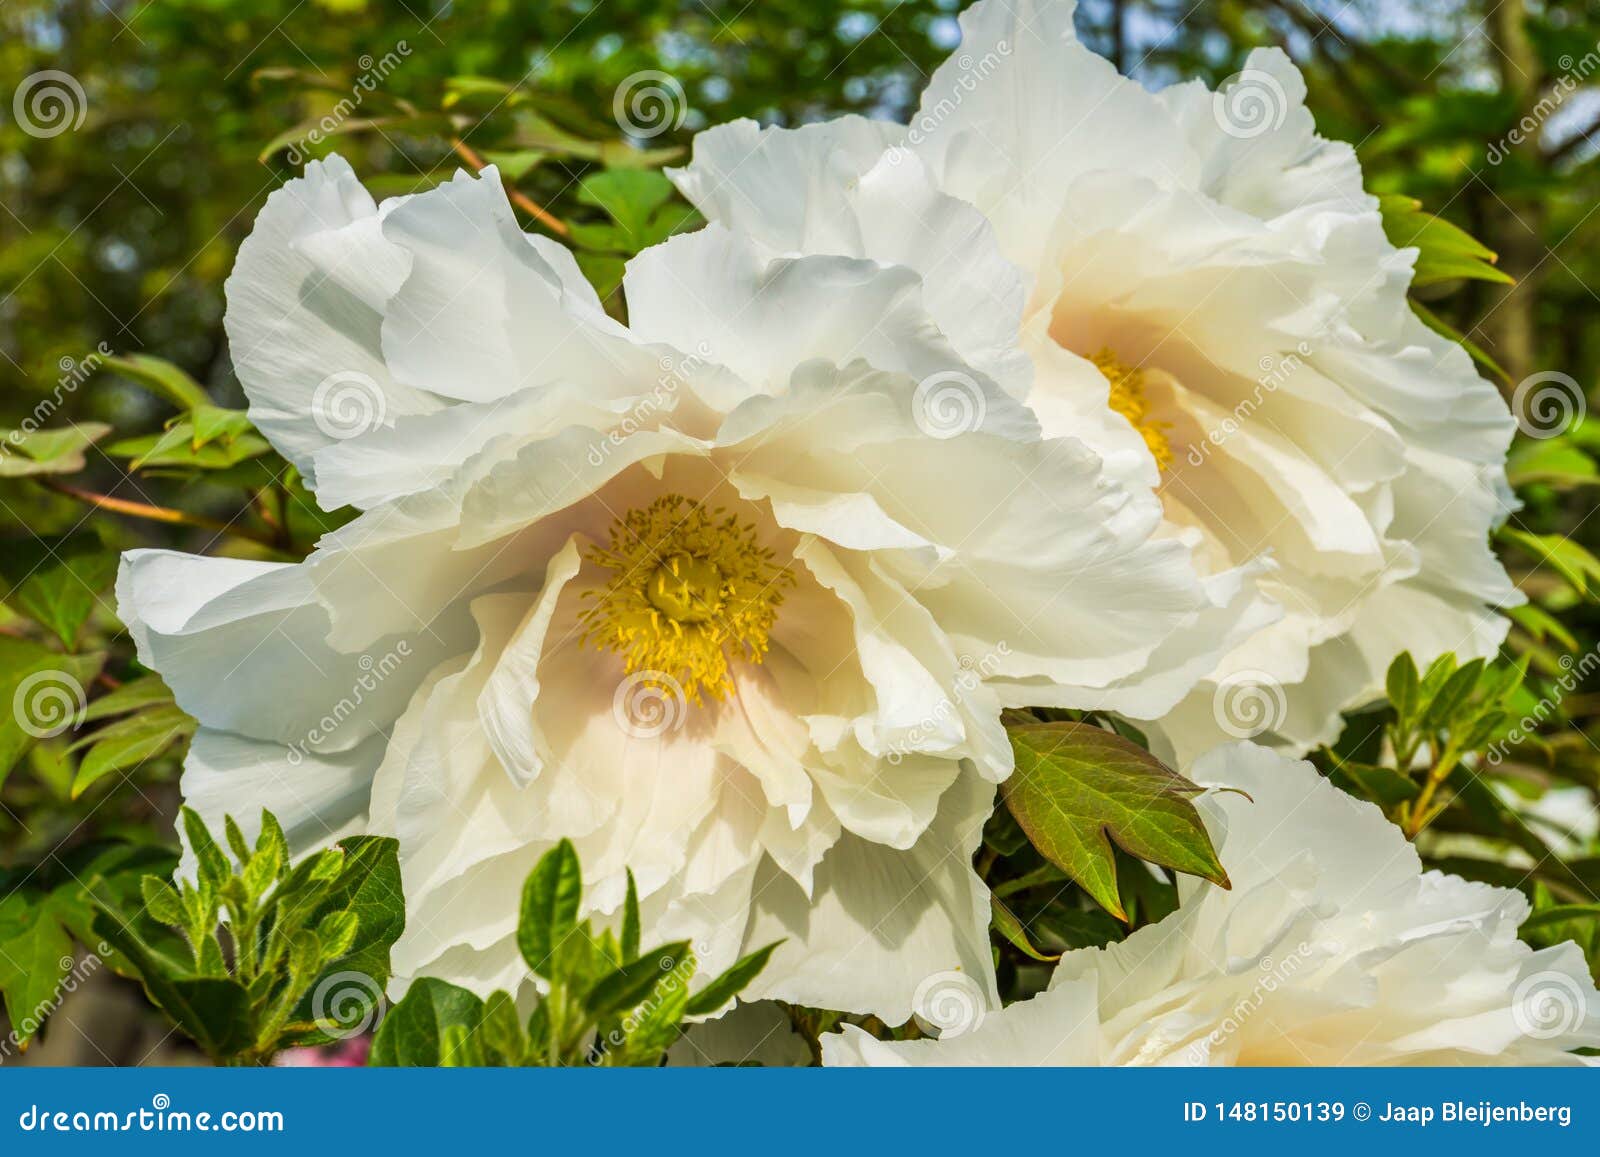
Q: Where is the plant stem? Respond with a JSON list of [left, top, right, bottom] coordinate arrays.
[[41, 478, 283, 551]]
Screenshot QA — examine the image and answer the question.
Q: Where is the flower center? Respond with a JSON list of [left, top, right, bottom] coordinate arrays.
[[1092, 349, 1173, 471], [579, 494, 793, 703]]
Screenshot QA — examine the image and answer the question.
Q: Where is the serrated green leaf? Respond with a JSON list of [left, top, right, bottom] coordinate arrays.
[[1002, 722, 1228, 921]]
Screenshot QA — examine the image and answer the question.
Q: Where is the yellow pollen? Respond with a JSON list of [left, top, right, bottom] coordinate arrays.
[[579, 494, 794, 703], [1092, 349, 1174, 471]]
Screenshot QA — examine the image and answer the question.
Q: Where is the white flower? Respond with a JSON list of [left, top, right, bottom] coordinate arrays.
[[823, 743, 1600, 1066], [670, 0, 1519, 763], [119, 156, 1251, 1019]]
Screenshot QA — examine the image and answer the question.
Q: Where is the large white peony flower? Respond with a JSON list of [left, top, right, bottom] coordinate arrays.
[[823, 742, 1600, 1066], [118, 156, 1255, 1019], [670, 0, 1520, 763]]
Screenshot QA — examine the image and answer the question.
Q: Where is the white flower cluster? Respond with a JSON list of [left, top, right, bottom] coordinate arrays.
[[119, 0, 1597, 1064]]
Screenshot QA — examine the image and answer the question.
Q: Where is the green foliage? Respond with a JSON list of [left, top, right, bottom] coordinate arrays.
[[371, 841, 779, 1067], [1001, 721, 1228, 922], [90, 808, 405, 1066]]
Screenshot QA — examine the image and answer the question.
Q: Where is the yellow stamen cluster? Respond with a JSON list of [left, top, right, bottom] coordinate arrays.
[[1092, 349, 1174, 471], [579, 494, 794, 703]]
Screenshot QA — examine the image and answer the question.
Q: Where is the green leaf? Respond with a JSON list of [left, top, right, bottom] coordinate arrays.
[[1521, 904, 1600, 933], [1422, 657, 1485, 733], [101, 354, 212, 410], [1501, 528, 1600, 601], [81, 674, 175, 722], [988, 894, 1061, 963], [621, 870, 640, 963], [683, 941, 781, 1017], [69, 702, 196, 798], [182, 808, 232, 893], [1002, 722, 1229, 921], [479, 989, 528, 1064], [91, 911, 255, 1061], [518, 839, 582, 980], [0, 892, 74, 1049], [1379, 194, 1514, 287], [109, 423, 271, 471], [139, 876, 185, 925], [1385, 653, 1420, 728], [586, 940, 691, 1017], [0, 423, 112, 477], [1328, 760, 1421, 807], [0, 533, 119, 648], [188, 405, 257, 448], [0, 639, 103, 788], [369, 977, 487, 1067]]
